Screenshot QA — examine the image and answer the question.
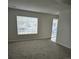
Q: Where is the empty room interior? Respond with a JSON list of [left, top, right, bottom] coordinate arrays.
[[8, 0, 71, 59]]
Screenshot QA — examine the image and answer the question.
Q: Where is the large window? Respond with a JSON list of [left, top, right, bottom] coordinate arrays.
[[17, 16, 38, 35]]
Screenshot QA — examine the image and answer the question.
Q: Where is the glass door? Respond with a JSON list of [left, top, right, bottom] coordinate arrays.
[[51, 18, 58, 42]]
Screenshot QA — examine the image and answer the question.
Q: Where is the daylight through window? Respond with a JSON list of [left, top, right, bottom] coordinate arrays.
[[17, 16, 38, 35]]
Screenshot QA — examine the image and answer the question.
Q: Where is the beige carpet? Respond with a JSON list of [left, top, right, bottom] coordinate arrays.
[[8, 39, 71, 59]]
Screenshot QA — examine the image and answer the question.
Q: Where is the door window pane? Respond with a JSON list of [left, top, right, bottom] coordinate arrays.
[[51, 18, 58, 42]]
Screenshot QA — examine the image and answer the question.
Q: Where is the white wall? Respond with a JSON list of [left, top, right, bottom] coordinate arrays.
[[8, 8, 71, 48], [57, 9, 71, 48], [8, 8, 54, 41]]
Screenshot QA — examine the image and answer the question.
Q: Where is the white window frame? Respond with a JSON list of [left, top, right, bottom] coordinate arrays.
[[16, 16, 38, 35]]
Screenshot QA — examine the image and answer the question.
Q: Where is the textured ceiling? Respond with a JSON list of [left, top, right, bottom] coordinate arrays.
[[8, 0, 71, 15]]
